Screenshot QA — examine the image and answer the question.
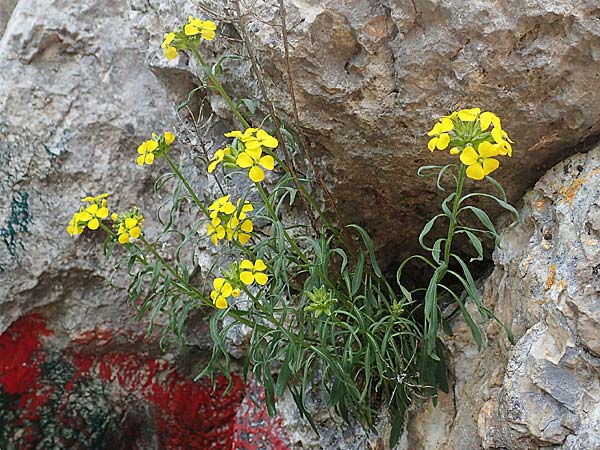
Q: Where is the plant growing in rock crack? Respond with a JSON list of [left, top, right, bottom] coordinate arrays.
[[66, 14, 517, 448]]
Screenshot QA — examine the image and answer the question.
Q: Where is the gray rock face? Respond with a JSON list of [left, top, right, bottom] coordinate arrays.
[[405, 146, 600, 450]]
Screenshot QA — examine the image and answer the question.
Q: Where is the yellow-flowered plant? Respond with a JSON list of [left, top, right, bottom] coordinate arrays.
[[160, 15, 216, 61], [136, 131, 175, 166], [427, 108, 513, 180], [67, 16, 518, 450], [67, 193, 109, 236], [206, 195, 254, 245]]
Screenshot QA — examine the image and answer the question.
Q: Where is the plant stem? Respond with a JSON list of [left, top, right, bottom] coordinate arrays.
[[188, 46, 250, 129], [164, 154, 210, 217], [440, 165, 466, 277]]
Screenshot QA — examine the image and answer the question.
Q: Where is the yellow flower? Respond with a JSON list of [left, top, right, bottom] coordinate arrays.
[[243, 129, 278, 150], [427, 117, 454, 137], [79, 203, 109, 231], [427, 133, 451, 151], [207, 148, 231, 173], [161, 32, 178, 60], [427, 117, 454, 151], [210, 278, 232, 309], [457, 107, 481, 122], [239, 259, 268, 285], [228, 215, 253, 245], [208, 195, 236, 216], [67, 212, 84, 236], [459, 142, 500, 180], [479, 111, 501, 131], [236, 147, 275, 182], [137, 139, 159, 166], [491, 127, 514, 157], [117, 217, 142, 244], [184, 16, 216, 41], [164, 131, 175, 145], [68, 194, 110, 236], [207, 221, 226, 245]]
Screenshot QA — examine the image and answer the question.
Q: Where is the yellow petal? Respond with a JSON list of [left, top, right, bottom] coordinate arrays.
[[146, 140, 158, 151], [216, 226, 225, 239], [240, 220, 253, 233], [236, 153, 254, 169], [245, 146, 262, 160], [238, 233, 251, 245], [439, 117, 454, 133], [111, 213, 119, 221], [436, 133, 450, 150], [161, 32, 175, 48], [466, 163, 485, 180], [491, 127, 503, 144], [200, 29, 215, 41], [449, 147, 460, 155], [232, 289, 240, 298], [145, 153, 155, 165], [164, 46, 178, 60], [428, 137, 438, 152], [97, 207, 109, 219], [137, 155, 145, 166], [184, 23, 199, 36], [244, 139, 262, 150], [208, 160, 218, 173], [460, 146, 479, 165], [254, 272, 268, 286], [457, 108, 480, 122], [202, 20, 217, 31], [214, 278, 224, 290], [129, 227, 141, 239], [482, 158, 500, 175], [221, 202, 236, 215], [259, 155, 275, 170], [215, 296, 228, 309], [427, 122, 442, 137], [224, 130, 243, 139], [249, 166, 265, 182], [254, 259, 267, 271], [87, 218, 100, 230], [478, 141, 499, 158], [240, 271, 255, 285], [164, 131, 175, 145], [125, 217, 137, 229], [240, 260, 253, 270], [222, 283, 233, 297], [479, 111, 495, 131], [118, 233, 130, 244]]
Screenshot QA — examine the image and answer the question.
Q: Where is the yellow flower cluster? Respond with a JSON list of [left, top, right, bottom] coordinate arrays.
[[427, 108, 514, 180], [67, 194, 109, 236], [206, 195, 254, 245], [137, 132, 175, 166], [161, 16, 217, 61], [225, 128, 277, 182], [111, 210, 144, 244], [209, 259, 269, 309]]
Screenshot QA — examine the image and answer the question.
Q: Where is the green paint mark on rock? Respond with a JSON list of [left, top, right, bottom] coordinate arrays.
[[0, 192, 31, 272]]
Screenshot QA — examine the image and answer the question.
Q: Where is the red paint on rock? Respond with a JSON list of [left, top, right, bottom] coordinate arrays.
[[0, 314, 52, 396]]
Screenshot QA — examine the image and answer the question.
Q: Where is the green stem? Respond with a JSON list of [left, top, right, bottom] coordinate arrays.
[[164, 154, 210, 217], [256, 183, 309, 265], [188, 46, 250, 128], [441, 165, 466, 277]]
